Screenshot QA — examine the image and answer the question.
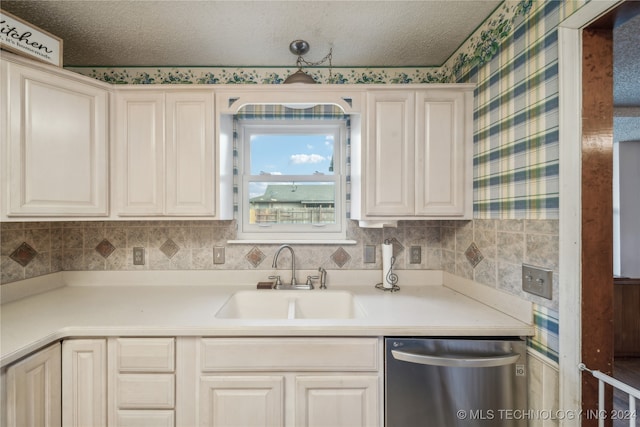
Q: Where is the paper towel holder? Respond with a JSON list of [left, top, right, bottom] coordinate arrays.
[[376, 240, 400, 292]]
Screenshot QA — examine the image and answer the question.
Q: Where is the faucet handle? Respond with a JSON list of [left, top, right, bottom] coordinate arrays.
[[305, 275, 319, 289], [268, 275, 282, 287]]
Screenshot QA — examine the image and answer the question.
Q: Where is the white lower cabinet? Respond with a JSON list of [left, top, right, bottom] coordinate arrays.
[[199, 375, 285, 426], [197, 337, 381, 427], [56, 336, 381, 427], [62, 339, 108, 427], [61, 337, 176, 427], [4, 342, 62, 427], [295, 375, 379, 427], [108, 338, 176, 427]]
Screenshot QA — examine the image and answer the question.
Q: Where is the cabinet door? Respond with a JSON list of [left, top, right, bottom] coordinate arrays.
[[165, 92, 215, 215], [199, 376, 284, 427], [415, 90, 470, 216], [62, 339, 107, 427], [365, 91, 415, 216], [115, 91, 165, 215], [295, 375, 379, 427], [4, 61, 108, 216], [5, 342, 61, 427]]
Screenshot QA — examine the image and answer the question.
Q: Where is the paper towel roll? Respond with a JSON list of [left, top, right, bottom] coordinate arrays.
[[382, 242, 394, 289]]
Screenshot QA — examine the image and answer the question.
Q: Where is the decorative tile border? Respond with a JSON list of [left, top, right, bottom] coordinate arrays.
[[67, 66, 448, 85], [95, 239, 116, 258], [9, 242, 38, 267], [330, 247, 351, 268], [464, 242, 484, 267], [160, 239, 180, 259]]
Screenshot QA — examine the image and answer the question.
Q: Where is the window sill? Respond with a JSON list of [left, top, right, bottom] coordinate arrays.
[[227, 239, 357, 245]]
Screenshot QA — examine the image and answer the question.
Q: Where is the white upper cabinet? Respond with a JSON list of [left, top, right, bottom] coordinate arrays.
[[1, 55, 109, 217], [364, 90, 416, 216], [415, 89, 471, 216], [1, 55, 472, 222], [114, 91, 165, 215], [354, 86, 473, 221], [114, 89, 215, 217]]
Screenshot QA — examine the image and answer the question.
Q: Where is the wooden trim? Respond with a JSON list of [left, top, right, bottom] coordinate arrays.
[[581, 27, 614, 426]]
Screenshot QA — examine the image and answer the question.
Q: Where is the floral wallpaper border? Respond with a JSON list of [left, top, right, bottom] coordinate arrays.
[[67, 0, 534, 85]]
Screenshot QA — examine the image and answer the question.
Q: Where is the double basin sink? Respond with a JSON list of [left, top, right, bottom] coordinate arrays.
[[215, 290, 366, 320]]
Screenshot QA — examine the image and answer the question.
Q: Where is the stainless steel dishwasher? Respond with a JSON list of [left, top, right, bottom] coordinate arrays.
[[385, 337, 527, 426]]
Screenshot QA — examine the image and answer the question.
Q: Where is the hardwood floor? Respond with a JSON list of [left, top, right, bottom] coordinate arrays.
[[613, 358, 640, 427]]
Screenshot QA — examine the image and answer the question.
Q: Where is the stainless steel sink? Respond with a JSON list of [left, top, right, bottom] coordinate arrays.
[[215, 290, 366, 319]]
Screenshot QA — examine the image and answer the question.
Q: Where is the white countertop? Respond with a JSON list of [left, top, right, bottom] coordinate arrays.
[[0, 270, 534, 367]]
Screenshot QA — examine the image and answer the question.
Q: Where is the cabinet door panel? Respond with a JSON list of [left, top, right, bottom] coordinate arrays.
[[62, 339, 107, 427], [365, 91, 415, 215], [199, 376, 284, 427], [5, 342, 61, 427], [6, 63, 108, 216], [200, 338, 379, 372], [115, 92, 165, 215], [295, 375, 379, 427], [165, 92, 215, 215], [117, 338, 175, 372], [117, 410, 174, 427], [117, 374, 175, 409], [415, 90, 468, 216]]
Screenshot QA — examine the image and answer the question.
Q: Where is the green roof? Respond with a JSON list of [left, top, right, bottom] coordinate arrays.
[[250, 185, 334, 203]]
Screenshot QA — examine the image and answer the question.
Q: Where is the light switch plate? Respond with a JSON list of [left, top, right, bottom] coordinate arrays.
[[364, 245, 376, 264], [522, 264, 553, 299], [214, 247, 225, 264], [133, 247, 145, 265]]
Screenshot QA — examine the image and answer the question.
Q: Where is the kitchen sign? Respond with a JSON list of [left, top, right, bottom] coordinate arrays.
[[0, 9, 62, 67]]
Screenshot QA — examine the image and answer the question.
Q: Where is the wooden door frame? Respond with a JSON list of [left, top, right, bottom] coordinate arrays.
[[558, 1, 622, 426]]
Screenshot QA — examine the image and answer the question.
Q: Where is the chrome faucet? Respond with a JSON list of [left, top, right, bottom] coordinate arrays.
[[272, 245, 298, 288]]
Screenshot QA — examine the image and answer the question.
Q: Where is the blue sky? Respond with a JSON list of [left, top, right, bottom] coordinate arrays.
[[250, 134, 334, 176]]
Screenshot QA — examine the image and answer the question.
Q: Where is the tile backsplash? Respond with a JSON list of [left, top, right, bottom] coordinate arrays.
[[1, 218, 559, 310]]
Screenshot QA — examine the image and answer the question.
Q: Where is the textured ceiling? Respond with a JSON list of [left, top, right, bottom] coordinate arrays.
[[2, 0, 637, 141], [0, 0, 501, 67]]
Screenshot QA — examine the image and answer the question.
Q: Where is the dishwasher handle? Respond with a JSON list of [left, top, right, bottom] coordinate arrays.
[[391, 349, 520, 368]]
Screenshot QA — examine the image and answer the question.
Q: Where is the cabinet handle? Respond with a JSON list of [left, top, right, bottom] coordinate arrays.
[[391, 349, 520, 368]]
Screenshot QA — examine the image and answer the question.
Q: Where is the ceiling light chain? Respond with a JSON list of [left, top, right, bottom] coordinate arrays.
[[284, 40, 333, 84], [296, 48, 333, 80]]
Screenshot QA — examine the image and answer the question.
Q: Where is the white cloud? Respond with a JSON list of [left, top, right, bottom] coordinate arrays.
[[249, 182, 269, 198], [290, 154, 325, 164]]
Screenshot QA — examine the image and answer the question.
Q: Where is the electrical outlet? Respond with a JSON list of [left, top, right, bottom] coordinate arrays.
[[410, 246, 422, 264], [133, 247, 145, 265], [522, 264, 553, 299], [214, 247, 225, 264], [364, 245, 376, 263]]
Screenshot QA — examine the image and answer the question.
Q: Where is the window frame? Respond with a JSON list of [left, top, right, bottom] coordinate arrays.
[[236, 119, 347, 241]]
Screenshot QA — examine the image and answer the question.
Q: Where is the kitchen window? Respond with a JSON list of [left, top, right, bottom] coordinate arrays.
[[236, 119, 347, 241]]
